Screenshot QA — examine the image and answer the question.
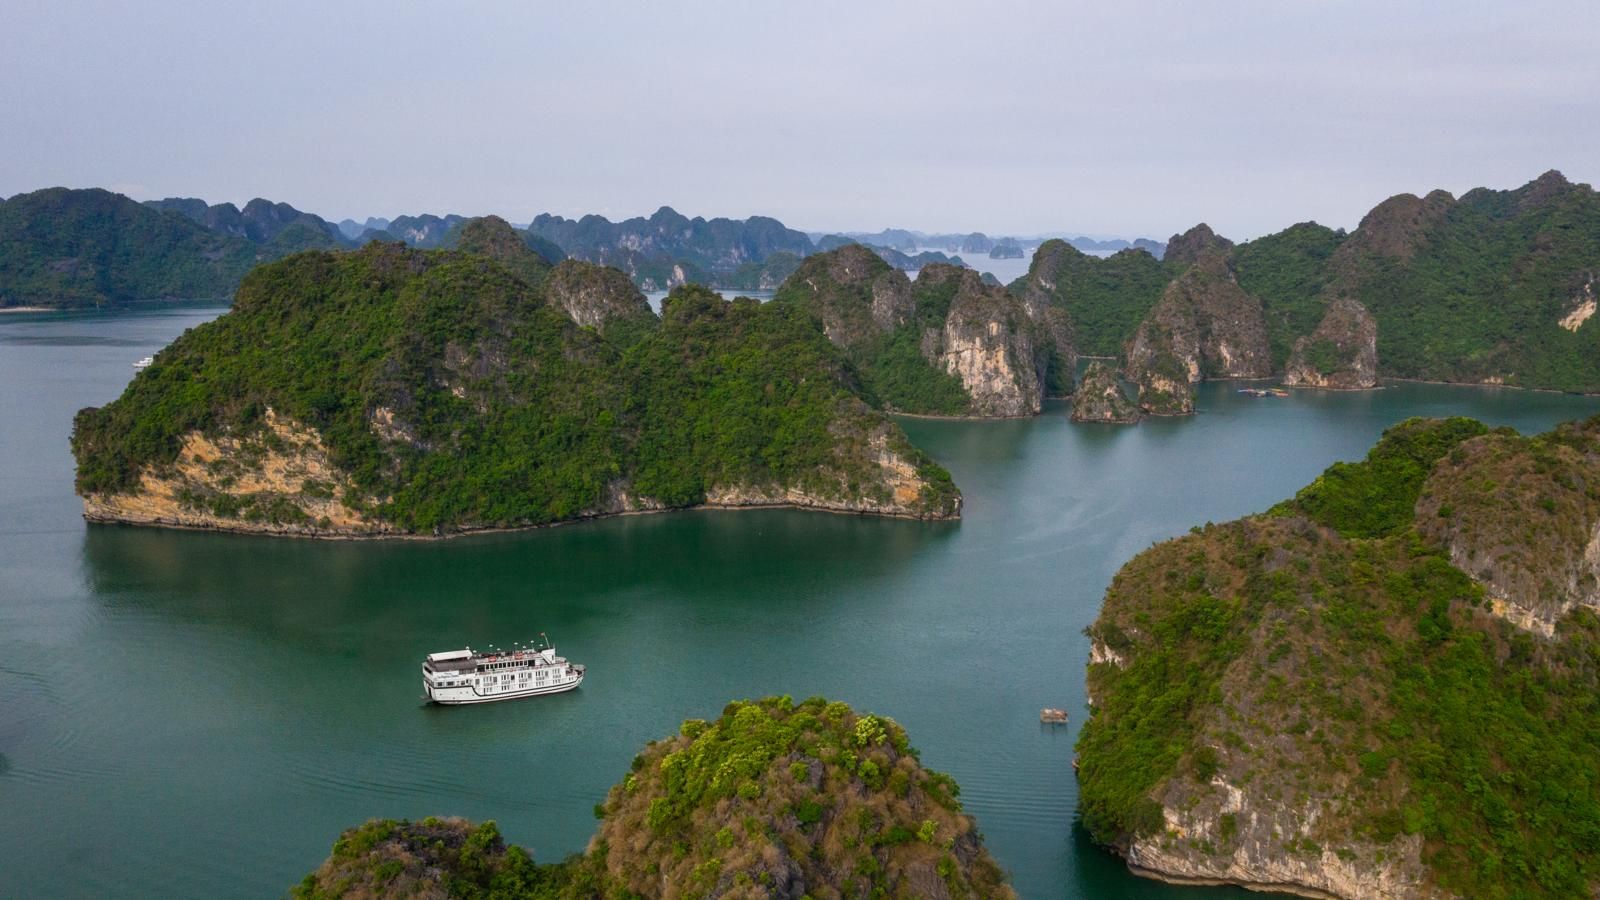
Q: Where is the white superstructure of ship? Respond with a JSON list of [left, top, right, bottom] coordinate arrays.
[[421, 634, 584, 705]]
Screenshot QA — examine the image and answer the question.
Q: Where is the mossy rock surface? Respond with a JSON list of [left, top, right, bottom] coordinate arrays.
[[1079, 415, 1600, 899], [295, 698, 1015, 899]]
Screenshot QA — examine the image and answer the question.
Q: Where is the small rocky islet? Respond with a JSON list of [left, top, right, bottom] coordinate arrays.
[[294, 697, 1015, 900]]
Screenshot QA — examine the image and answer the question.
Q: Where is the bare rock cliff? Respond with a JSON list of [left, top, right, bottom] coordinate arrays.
[[1414, 420, 1600, 635], [543, 259, 655, 331], [1285, 296, 1379, 389], [81, 409, 394, 537], [918, 265, 1044, 416], [779, 244, 914, 349], [1125, 255, 1271, 414], [1070, 361, 1141, 424]]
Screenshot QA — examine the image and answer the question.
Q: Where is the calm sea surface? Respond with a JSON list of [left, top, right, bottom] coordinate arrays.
[[3, 304, 1598, 899]]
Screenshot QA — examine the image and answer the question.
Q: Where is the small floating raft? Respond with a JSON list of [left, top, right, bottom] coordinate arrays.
[[1040, 707, 1069, 724]]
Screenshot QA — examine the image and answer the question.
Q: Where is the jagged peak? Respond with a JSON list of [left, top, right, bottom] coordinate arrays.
[[799, 242, 895, 285], [1532, 169, 1570, 188], [648, 205, 689, 227], [1163, 223, 1234, 268], [452, 215, 533, 260], [914, 260, 975, 284], [1514, 169, 1581, 212], [1345, 190, 1454, 261]]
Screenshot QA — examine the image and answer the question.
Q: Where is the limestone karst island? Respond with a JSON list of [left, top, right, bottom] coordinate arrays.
[[6, 4, 1600, 899]]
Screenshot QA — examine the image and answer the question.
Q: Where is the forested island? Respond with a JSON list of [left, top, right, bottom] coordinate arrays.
[[293, 697, 1013, 899], [1017, 170, 1600, 406], [772, 245, 1071, 417], [1077, 415, 1600, 898], [70, 219, 959, 536], [9, 171, 1600, 399]]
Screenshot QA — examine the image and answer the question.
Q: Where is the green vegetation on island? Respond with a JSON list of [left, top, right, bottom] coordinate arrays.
[[772, 246, 971, 415], [1231, 221, 1346, 368], [294, 697, 1014, 899], [1011, 241, 1169, 358], [1009, 172, 1600, 398], [773, 246, 1057, 417], [1079, 416, 1600, 899], [71, 227, 959, 536], [0, 188, 257, 308]]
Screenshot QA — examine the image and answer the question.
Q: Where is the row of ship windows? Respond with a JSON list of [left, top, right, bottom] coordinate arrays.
[[480, 661, 551, 672], [437, 670, 565, 689]]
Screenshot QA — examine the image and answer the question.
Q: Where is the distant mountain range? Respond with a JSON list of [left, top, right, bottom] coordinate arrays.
[[1, 186, 1167, 306], [820, 228, 1167, 259], [7, 171, 1598, 394]]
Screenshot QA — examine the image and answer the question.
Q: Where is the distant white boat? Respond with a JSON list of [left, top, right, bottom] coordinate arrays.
[[422, 634, 584, 705], [133, 356, 154, 370]]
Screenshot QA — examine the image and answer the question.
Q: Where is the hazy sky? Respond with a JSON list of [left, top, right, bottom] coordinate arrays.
[[4, 0, 1597, 240]]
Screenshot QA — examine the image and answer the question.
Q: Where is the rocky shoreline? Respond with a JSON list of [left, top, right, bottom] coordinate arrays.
[[1126, 862, 1349, 899], [83, 493, 960, 541]]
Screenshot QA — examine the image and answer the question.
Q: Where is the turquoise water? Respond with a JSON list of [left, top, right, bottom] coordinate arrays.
[[3, 304, 1598, 898]]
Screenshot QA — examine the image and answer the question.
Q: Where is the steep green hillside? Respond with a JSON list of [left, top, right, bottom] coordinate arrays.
[[1010, 241, 1169, 357], [447, 215, 557, 289], [294, 697, 1014, 899], [0, 188, 256, 308], [72, 243, 958, 535], [772, 246, 971, 415], [1020, 173, 1600, 392], [1232, 221, 1346, 367], [1079, 417, 1600, 899], [1353, 173, 1600, 389]]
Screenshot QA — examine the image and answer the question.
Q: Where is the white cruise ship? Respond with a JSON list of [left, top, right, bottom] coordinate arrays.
[[421, 636, 584, 705]]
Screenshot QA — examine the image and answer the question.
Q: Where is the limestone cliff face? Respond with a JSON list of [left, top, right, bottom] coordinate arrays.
[[1013, 261, 1078, 395], [1124, 791, 1438, 900], [777, 244, 913, 349], [1285, 296, 1378, 389], [777, 248, 1063, 415], [1125, 255, 1271, 414], [1082, 518, 1451, 900], [1414, 420, 1600, 635], [81, 409, 393, 537], [542, 259, 655, 331], [703, 426, 960, 519], [918, 265, 1044, 417], [1070, 361, 1141, 424], [82, 404, 959, 537], [1560, 271, 1597, 333]]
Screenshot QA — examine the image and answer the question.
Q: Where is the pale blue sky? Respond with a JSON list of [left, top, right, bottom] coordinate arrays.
[[3, 0, 1596, 239]]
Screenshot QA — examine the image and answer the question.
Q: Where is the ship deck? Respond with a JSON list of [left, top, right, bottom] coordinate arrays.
[[425, 653, 558, 674]]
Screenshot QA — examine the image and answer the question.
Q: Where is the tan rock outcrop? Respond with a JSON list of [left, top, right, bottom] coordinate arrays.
[[81, 410, 390, 536], [918, 266, 1043, 416], [1126, 255, 1271, 414], [1071, 361, 1141, 424], [543, 259, 655, 331], [1285, 297, 1378, 389], [1414, 422, 1600, 634]]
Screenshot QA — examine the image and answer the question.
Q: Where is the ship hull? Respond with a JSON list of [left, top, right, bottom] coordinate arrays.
[[426, 673, 584, 705]]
